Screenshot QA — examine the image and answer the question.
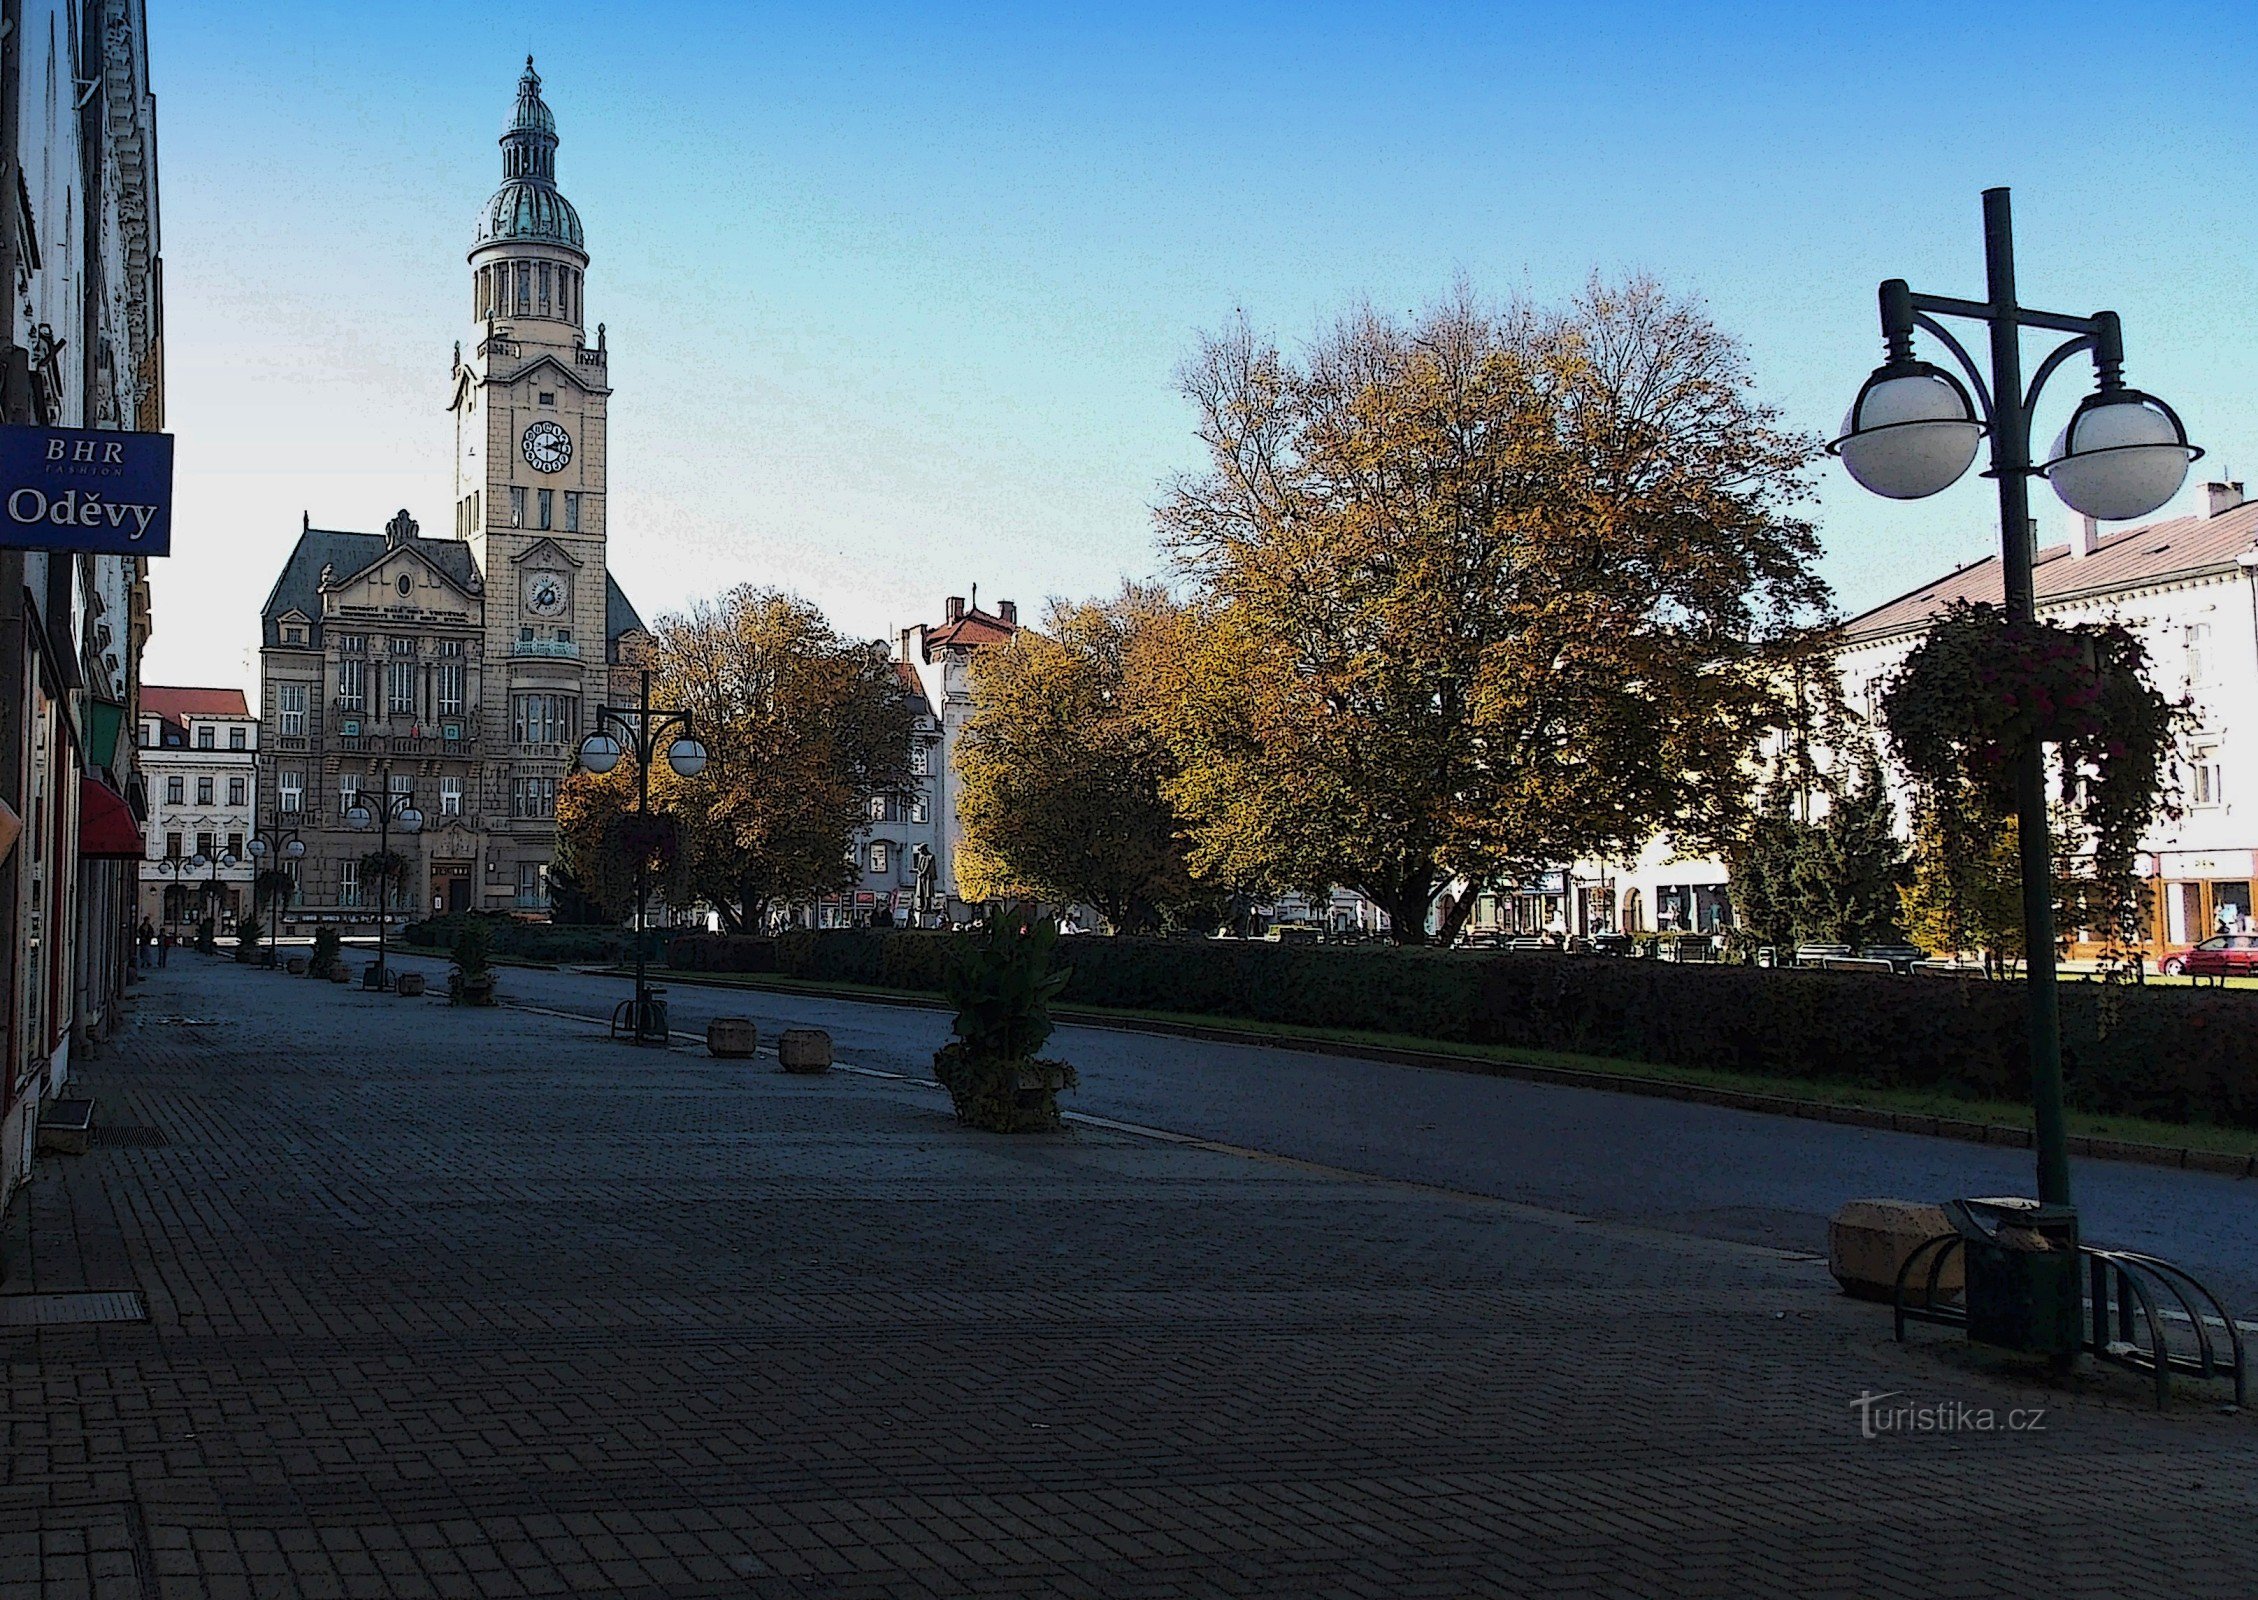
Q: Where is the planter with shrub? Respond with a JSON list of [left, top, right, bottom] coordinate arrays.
[[449, 919, 497, 1006], [233, 916, 262, 963], [307, 927, 341, 979], [931, 909, 1076, 1133]]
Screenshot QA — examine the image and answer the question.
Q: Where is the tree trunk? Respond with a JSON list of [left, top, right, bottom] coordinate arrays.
[[1434, 884, 1482, 948]]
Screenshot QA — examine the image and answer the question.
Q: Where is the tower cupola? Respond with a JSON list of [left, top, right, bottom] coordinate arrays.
[[470, 59, 588, 328]]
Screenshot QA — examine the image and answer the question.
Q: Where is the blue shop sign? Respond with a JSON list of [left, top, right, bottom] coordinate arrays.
[[0, 424, 173, 556]]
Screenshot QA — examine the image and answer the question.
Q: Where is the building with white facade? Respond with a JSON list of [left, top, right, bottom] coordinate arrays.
[[136, 688, 258, 930], [1535, 483, 2258, 955], [885, 592, 1021, 924]]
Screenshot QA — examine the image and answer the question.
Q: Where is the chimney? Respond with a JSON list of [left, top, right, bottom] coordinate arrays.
[[944, 596, 965, 623], [2070, 512, 2100, 560], [998, 599, 1017, 626], [2204, 481, 2246, 519]]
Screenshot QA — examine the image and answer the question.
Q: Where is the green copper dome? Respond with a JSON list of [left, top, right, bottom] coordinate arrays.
[[475, 59, 584, 252]]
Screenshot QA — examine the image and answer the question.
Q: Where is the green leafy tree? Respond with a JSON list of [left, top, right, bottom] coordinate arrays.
[[1154, 279, 1828, 943], [1724, 784, 1810, 950], [1792, 752, 1905, 949]]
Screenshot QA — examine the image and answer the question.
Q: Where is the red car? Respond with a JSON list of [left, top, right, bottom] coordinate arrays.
[[2160, 934, 2258, 977]]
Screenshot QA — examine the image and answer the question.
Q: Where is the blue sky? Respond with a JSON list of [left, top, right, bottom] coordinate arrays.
[[145, 0, 2258, 690]]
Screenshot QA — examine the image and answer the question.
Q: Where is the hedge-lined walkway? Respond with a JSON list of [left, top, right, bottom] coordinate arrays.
[[5, 958, 2255, 1598]]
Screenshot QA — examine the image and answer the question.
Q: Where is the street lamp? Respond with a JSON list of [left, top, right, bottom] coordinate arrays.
[[246, 828, 306, 970], [199, 849, 239, 945], [1831, 188, 2199, 1240], [151, 846, 199, 954], [346, 761, 424, 990], [576, 669, 707, 1044]]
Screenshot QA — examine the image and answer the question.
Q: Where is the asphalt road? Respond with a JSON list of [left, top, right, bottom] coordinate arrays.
[[368, 944, 2258, 1319]]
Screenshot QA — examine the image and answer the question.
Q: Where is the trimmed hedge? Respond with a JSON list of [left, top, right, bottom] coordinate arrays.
[[401, 914, 654, 965], [728, 930, 2258, 1130], [667, 935, 778, 973]]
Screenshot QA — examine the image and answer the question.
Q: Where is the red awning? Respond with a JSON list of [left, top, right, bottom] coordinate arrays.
[[78, 777, 144, 858]]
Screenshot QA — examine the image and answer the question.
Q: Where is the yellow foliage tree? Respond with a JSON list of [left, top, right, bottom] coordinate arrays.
[[1153, 280, 1829, 942], [955, 585, 1211, 932]]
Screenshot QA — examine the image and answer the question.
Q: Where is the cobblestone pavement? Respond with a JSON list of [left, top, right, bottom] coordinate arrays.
[[4, 957, 2255, 1599]]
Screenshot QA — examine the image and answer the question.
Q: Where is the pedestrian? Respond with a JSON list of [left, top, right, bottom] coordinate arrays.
[[137, 917, 154, 967], [158, 926, 172, 967]]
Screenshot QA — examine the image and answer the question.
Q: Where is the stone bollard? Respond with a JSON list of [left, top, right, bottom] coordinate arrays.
[[328, 965, 352, 983], [707, 1016, 759, 1059], [1829, 1199, 1962, 1304], [397, 971, 427, 997], [777, 1028, 832, 1074], [285, 956, 308, 975]]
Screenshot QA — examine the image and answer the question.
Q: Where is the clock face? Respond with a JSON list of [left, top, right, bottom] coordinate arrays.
[[524, 572, 568, 618], [521, 420, 572, 474]]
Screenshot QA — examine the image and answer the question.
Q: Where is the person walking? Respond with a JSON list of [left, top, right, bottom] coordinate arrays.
[[158, 926, 172, 968], [137, 917, 155, 967]]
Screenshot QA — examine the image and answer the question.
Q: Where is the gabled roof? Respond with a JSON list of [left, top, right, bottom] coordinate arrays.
[[922, 606, 1019, 656], [1842, 500, 2258, 645], [605, 573, 645, 644], [259, 525, 483, 648], [143, 686, 250, 720], [893, 660, 924, 695]]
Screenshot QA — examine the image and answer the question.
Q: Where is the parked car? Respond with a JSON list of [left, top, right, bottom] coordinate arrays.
[[1792, 942, 1853, 966], [2160, 934, 2258, 978]]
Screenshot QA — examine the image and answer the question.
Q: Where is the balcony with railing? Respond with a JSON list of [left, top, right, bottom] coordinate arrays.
[[510, 638, 581, 660]]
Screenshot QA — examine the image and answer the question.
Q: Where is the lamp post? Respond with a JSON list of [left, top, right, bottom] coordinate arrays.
[[199, 849, 239, 946], [576, 669, 707, 1045], [1831, 188, 2198, 1231], [346, 762, 423, 990], [152, 846, 198, 952], [245, 828, 306, 969]]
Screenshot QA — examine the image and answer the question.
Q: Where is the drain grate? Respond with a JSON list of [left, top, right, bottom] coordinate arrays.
[[0, 1291, 146, 1326], [92, 1125, 169, 1148]]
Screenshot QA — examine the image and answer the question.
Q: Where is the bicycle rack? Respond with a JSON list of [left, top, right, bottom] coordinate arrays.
[[1896, 1232, 2247, 1411], [610, 989, 669, 1045]]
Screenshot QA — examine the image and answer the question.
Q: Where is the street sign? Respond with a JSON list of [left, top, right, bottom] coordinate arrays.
[[0, 424, 174, 555]]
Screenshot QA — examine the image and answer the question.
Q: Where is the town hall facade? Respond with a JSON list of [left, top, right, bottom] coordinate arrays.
[[256, 61, 647, 922]]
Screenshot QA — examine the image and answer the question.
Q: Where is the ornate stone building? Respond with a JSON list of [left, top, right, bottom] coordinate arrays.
[[256, 61, 647, 925]]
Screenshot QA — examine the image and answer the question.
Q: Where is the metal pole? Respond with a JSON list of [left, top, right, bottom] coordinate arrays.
[[375, 762, 390, 991], [634, 668, 652, 1041], [1981, 187, 2072, 1213]]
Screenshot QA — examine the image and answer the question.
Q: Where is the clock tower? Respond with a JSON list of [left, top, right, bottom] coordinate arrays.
[[449, 59, 621, 886]]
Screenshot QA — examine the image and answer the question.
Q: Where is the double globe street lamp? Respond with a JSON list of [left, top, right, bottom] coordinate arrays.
[[1830, 187, 2198, 1252], [346, 765, 423, 991], [576, 670, 708, 1045], [245, 828, 306, 969]]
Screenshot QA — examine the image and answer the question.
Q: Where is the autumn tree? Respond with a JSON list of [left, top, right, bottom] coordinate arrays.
[[646, 586, 915, 931], [955, 584, 1210, 933], [554, 756, 682, 924], [1154, 280, 1829, 943], [1900, 803, 2024, 974]]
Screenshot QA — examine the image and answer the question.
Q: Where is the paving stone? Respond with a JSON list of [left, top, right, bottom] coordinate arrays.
[[0, 960, 2253, 1598]]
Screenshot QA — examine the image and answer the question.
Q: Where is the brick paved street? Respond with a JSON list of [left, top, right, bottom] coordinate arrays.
[[4, 957, 2255, 1598]]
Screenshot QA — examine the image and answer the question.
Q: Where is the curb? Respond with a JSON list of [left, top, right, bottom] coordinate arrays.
[[582, 965, 2258, 1181]]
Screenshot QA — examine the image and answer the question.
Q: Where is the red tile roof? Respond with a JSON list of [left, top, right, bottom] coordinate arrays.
[[923, 607, 1019, 655], [1843, 501, 2258, 643], [142, 686, 251, 719], [893, 660, 925, 695]]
